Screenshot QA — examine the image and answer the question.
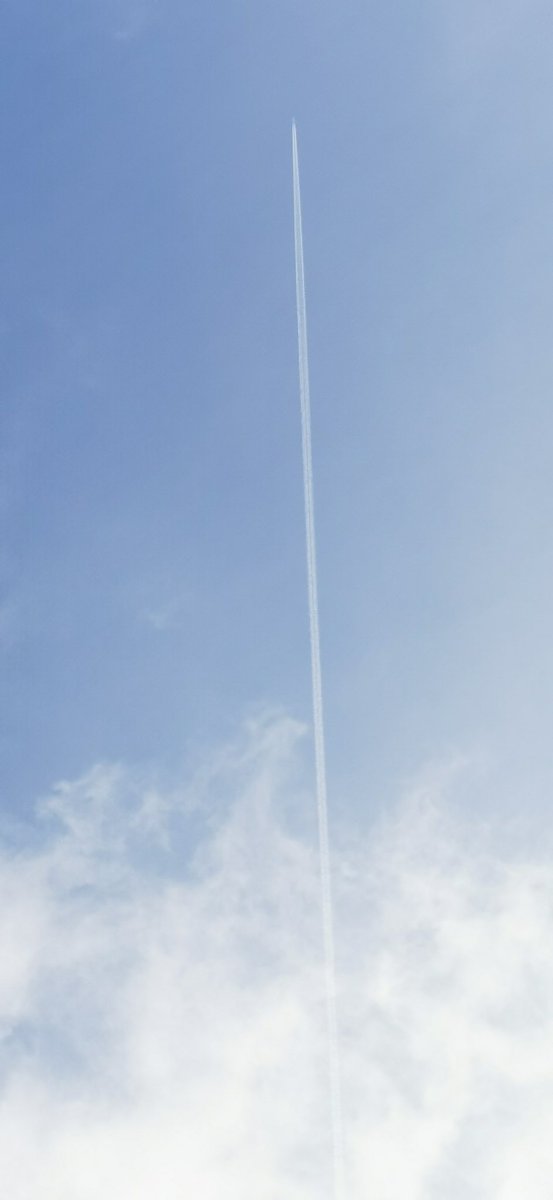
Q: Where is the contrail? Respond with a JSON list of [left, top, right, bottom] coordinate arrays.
[[292, 121, 346, 1200]]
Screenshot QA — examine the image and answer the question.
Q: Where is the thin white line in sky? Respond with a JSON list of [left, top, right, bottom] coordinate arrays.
[[292, 121, 346, 1200]]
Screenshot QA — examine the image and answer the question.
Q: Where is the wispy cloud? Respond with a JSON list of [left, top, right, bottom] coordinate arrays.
[[109, 0, 163, 42], [140, 598, 185, 633], [1, 717, 553, 1196]]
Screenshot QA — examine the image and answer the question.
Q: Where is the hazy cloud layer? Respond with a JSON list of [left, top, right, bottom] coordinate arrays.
[[1, 715, 553, 1197]]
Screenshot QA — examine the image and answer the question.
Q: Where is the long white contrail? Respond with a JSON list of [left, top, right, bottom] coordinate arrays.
[[292, 121, 346, 1200]]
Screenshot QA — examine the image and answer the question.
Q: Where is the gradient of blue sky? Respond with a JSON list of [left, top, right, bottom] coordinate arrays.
[[3, 0, 553, 819]]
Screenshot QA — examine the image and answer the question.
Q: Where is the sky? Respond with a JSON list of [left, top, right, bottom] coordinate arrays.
[[2, 0, 553, 1195]]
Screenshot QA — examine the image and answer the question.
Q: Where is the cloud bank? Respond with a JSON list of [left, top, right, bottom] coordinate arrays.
[[1, 715, 553, 1197]]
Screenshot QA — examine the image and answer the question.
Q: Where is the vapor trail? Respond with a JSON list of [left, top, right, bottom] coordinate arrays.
[[292, 122, 346, 1200]]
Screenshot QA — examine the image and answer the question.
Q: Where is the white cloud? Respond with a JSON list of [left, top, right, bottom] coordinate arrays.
[[1, 716, 553, 1196]]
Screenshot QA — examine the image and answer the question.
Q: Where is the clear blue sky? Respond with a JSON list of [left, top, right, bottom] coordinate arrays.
[[3, 0, 553, 820]]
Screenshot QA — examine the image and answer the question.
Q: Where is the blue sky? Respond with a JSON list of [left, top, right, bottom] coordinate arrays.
[[3, 0, 553, 822], [3, 3, 553, 1192], [3, 0, 553, 816]]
